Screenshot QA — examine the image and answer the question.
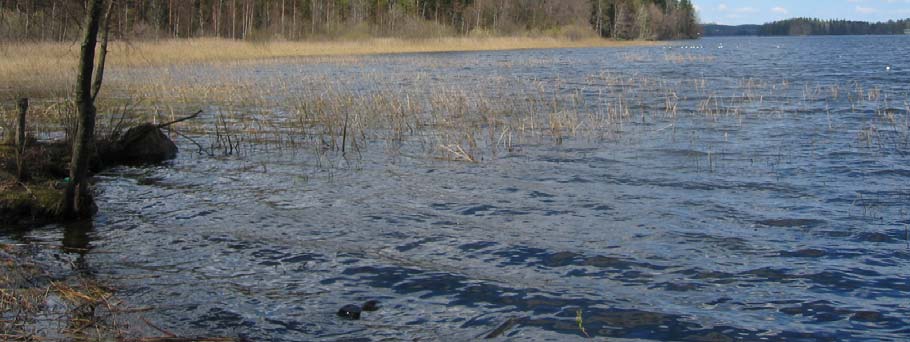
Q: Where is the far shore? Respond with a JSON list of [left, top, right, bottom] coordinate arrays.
[[1, 37, 660, 98]]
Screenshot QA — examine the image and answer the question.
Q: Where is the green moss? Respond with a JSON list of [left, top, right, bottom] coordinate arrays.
[[0, 182, 64, 223], [0, 141, 91, 222], [29, 186, 63, 213]]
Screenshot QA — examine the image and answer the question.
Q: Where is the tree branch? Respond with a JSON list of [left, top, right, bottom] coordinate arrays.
[[157, 110, 203, 129], [91, 0, 114, 102]]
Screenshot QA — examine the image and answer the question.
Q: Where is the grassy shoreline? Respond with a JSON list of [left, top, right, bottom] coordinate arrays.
[[1, 37, 659, 98], [115, 37, 659, 65], [5, 36, 659, 66]]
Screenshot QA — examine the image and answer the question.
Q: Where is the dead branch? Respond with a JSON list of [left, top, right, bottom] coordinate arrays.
[[157, 110, 203, 129], [140, 316, 177, 338]]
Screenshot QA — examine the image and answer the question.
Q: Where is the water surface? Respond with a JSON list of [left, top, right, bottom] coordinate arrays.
[[5, 36, 910, 341]]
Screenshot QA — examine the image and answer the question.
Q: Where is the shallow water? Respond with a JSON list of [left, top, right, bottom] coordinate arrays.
[[5, 36, 910, 341]]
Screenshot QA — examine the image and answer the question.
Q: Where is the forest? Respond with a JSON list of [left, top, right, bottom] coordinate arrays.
[[0, 0, 699, 42], [701, 24, 759, 37], [759, 18, 910, 36]]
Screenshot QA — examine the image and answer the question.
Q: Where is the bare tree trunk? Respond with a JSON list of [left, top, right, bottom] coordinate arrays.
[[64, 0, 105, 218], [15, 98, 28, 182], [24, 2, 29, 40], [92, 0, 114, 101], [292, 0, 297, 39], [215, 0, 222, 37], [232, 0, 237, 39]]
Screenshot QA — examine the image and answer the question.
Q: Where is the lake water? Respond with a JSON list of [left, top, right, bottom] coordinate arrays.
[[5, 35, 910, 341]]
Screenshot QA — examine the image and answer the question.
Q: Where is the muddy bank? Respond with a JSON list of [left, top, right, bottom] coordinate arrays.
[[0, 123, 180, 224], [0, 142, 69, 224]]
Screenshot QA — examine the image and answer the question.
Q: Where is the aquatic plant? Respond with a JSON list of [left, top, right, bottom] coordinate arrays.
[[3, 41, 907, 167], [575, 309, 590, 338]]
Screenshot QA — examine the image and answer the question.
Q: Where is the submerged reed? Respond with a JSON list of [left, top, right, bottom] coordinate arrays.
[[2, 42, 907, 164]]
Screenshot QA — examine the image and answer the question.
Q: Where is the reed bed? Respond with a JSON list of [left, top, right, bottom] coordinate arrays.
[[6, 70, 908, 164], [0, 37, 657, 98], [94, 61, 906, 162], [2, 42, 907, 164]]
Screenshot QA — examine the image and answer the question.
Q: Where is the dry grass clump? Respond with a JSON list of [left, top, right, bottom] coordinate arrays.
[[1, 244, 120, 341], [1, 244, 244, 342]]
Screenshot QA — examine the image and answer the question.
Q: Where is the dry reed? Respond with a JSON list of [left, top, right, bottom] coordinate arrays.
[[2, 39, 907, 164], [0, 37, 658, 98]]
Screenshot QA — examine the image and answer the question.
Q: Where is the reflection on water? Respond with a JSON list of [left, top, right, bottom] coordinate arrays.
[[62, 221, 93, 272], [4, 36, 910, 341]]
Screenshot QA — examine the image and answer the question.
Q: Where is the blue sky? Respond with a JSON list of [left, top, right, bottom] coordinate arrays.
[[694, 0, 910, 25]]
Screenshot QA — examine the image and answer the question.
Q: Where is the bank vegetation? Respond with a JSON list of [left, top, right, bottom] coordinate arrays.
[[1, 0, 700, 42]]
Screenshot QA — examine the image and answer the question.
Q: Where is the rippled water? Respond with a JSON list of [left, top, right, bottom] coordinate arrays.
[[5, 36, 910, 341]]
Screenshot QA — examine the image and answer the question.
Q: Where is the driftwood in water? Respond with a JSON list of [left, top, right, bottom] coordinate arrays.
[[484, 316, 528, 339], [157, 110, 202, 129]]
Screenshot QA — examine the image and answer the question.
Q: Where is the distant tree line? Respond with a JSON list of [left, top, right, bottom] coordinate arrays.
[[758, 18, 910, 36], [0, 0, 699, 42], [701, 24, 758, 37], [591, 0, 699, 40]]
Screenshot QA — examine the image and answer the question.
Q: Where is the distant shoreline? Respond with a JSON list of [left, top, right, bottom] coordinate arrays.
[[700, 34, 910, 38], [108, 37, 662, 66], [703, 18, 910, 37], [1, 37, 661, 98]]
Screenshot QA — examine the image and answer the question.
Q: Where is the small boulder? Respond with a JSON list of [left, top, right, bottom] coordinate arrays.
[[112, 124, 178, 164], [362, 300, 380, 312], [337, 304, 362, 320]]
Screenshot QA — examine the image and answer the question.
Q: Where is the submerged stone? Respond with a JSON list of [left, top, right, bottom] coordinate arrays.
[[110, 124, 178, 164], [362, 300, 380, 312], [850, 311, 885, 322], [337, 304, 362, 320]]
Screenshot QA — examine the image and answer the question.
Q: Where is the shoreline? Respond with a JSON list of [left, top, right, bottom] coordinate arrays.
[[1, 36, 661, 99], [118, 37, 662, 63]]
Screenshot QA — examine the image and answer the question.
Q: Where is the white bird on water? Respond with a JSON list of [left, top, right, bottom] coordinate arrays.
[[886, 66, 891, 71]]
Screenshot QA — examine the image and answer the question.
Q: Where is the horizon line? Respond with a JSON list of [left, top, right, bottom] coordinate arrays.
[[702, 16, 910, 26]]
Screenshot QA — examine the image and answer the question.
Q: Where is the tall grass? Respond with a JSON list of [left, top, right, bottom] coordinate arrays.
[[0, 37, 657, 98], [2, 42, 907, 163], [110, 61, 905, 161]]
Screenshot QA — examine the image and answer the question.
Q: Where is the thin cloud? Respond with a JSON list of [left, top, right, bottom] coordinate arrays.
[[734, 7, 758, 13], [855, 6, 878, 14]]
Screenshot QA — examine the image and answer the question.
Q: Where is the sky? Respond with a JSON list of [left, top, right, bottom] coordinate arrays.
[[693, 0, 910, 25]]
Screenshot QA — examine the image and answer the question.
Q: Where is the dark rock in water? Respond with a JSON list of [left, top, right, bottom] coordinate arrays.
[[337, 304, 362, 320], [756, 218, 826, 228], [108, 124, 178, 164], [850, 311, 885, 322], [362, 300, 380, 312]]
